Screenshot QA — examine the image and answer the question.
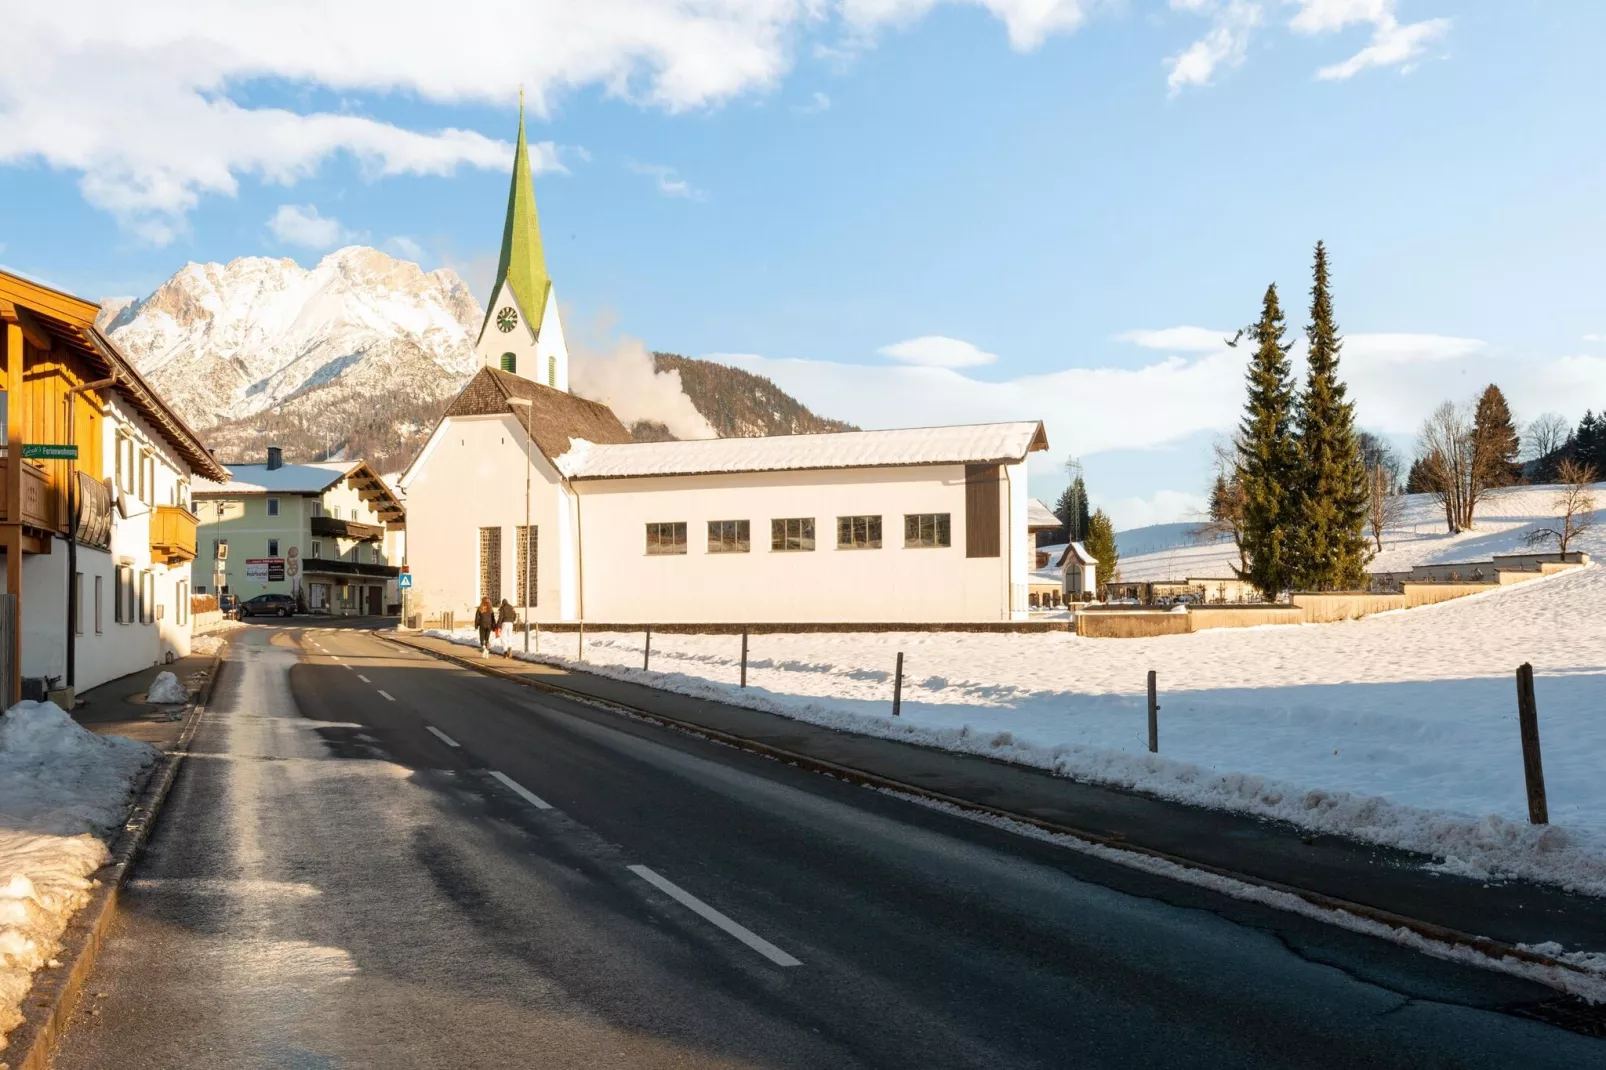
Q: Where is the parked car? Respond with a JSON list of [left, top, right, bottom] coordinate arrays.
[[240, 593, 297, 618]]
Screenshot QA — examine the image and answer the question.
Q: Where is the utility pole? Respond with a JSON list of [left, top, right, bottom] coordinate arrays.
[[509, 397, 533, 652]]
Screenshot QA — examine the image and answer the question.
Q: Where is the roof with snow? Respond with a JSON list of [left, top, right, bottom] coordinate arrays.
[[556, 421, 1049, 481], [194, 458, 404, 521], [1027, 498, 1061, 529]]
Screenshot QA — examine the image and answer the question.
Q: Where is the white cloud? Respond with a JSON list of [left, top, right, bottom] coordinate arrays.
[[1103, 490, 1210, 532], [1, 2, 1095, 242], [267, 204, 355, 249], [1167, 0, 1263, 96], [1115, 326, 1236, 352], [794, 91, 833, 114], [878, 335, 999, 368], [1288, 0, 1450, 81], [1585, 334, 1605, 344], [384, 236, 427, 263], [627, 161, 707, 200]]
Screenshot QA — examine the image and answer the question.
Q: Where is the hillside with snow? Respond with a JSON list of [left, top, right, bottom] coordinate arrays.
[[1115, 482, 1606, 583]]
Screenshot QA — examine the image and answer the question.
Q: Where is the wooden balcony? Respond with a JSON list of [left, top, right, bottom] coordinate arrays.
[[311, 515, 385, 541], [151, 504, 198, 564], [0, 457, 67, 537]]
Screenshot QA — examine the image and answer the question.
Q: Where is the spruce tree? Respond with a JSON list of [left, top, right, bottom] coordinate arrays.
[[1289, 242, 1371, 590], [1054, 477, 1091, 542], [1472, 384, 1522, 487], [1083, 508, 1119, 591], [1234, 283, 1300, 598]]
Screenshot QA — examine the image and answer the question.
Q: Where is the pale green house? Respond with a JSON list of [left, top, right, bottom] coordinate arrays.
[[193, 447, 406, 615]]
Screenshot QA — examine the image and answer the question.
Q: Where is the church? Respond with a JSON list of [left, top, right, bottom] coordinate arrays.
[[399, 106, 1049, 626]]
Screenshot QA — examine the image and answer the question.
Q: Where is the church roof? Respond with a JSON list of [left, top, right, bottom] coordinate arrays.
[[555, 421, 1049, 480], [478, 97, 550, 344], [442, 366, 632, 467]]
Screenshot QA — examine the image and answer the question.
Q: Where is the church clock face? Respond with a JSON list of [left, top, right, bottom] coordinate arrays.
[[496, 306, 518, 333]]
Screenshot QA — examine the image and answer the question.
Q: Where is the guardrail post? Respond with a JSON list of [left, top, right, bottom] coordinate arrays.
[[893, 652, 904, 717], [1147, 670, 1159, 753], [1516, 663, 1548, 824]]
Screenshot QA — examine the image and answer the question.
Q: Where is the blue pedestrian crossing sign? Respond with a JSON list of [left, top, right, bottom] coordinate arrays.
[[398, 573, 413, 588]]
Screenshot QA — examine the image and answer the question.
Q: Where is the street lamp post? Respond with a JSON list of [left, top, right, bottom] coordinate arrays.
[[508, 397, 533, 652]]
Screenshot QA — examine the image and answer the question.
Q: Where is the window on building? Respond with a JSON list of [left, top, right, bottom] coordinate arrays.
[[95, 575, 103, 633], [115, 433, 132, 493], [311, 501, 322, 518], [548, 356, 557, 387], [771, 517, 815, 552], [645, 522, 687, 556], [267, 497, 280, 517], [479, 526, 502, 602], [500, 353, 517, 373], [139, 451, 153, 504], [707, 520, 751, 554], [73, 572, 83, 635], [516, 525, 538, 605], [311, 540, 322, 559], [964, 464, 1001, 558], [195, 585, 207, 595], [140, 571, 154, 624], [836, 515, 882, 549], [268, 538, 280, 557], [176, 582, 188, 626], [115, 566, 134, 624], [351, 507, 359, 521], [904, 513, 952, 549]]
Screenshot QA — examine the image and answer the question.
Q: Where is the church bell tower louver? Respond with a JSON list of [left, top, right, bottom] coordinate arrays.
[[475, 92, 569, 392]]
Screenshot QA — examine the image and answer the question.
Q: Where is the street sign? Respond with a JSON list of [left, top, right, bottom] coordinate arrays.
[[245, 558, 287, 582], [397, 573, 413, 589], [22, 443, 77, 460]]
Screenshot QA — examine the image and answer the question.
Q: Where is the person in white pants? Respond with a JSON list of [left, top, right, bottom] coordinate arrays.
[[497, 598, 518, 658]]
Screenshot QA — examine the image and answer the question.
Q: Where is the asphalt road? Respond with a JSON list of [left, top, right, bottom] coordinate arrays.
[[52, 622, 1606, 1069]]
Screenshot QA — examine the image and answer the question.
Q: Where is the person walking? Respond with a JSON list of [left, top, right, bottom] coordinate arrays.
[[497, 598, 518, 658], [474, 596, 497, 658]]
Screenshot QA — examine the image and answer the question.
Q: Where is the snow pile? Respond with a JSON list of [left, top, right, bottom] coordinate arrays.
[[146, 671, 189, 704], [0, 702, 155, 1049], [1117, 481, 1606, 582], [425, 561, 1606, 897]]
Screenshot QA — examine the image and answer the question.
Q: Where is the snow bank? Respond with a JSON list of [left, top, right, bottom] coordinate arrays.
[[0, 703, 156, 1049], [425, 561, 1606, 899], [146, 671, 189, 704]]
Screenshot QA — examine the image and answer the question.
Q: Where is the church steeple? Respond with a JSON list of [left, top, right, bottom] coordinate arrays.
[[476, 92, 569, 392]]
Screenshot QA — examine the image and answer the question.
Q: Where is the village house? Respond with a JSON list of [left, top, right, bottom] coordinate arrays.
[[400, 106, 1050, 626], [0, 269, 229, 703], [193, 449, 405, 616]]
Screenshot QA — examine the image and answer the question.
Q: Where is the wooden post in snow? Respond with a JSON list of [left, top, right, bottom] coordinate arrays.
[[740, 627, 749, 688], [893, 652, 904, 717], [1516, 662, 1548, 825], [1147, 670, 1159, 754], [578, 621, 585, 663], [643, 625, 652, 671]]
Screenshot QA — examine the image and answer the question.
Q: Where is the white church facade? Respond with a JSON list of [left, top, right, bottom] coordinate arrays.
[[400, 106, 1048, 625]]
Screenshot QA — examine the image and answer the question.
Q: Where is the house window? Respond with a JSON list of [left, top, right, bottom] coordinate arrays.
[[267, 497, 280, 517], [707, 520, 751, 554], [311, 502, 322, 518], [140, 571, 154, 624], [196, 585, 207, 595], [646, 522, 687, 555], [479, 527, 502, 602], [115, 434, 132, 493], [501, 353, 517, 373], [176, 582, 188, 626], [311, 540, 322, 559], [73, 572, 83, 635], [836, 515, 882, 549], [904, 513, 952, 549], [268, 538, 280, 557], [516, 525, 538, 605], [548, 356, 557, 387], [139, 451, 153, 504], [115, 566, 134, 624], [771, 517, 815, 552], [350, 507, 359, 521], [95, 575, 103, 633]]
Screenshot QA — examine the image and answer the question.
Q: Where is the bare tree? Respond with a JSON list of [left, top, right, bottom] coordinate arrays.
[[1526, 457, 1598, 553], [1416, 401, 1481, 532], [1365, 463, 1407, 553], [1524, 412, 1571, 480], [1193, 437, 1249, 575]]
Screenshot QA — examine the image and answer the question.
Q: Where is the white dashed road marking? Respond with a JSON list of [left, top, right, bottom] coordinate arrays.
[[357, 675, 371, 683], [425, 725, 460, 748], [627, 865, 802, 967], [378, 690, 396, 702], [488, 771, 552, 810]]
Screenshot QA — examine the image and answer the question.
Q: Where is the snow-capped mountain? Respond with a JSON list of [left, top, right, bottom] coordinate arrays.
[[103, 246, 482, 428]]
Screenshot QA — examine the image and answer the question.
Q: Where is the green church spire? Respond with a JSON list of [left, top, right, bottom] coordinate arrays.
[[482, 91, 550, 341]]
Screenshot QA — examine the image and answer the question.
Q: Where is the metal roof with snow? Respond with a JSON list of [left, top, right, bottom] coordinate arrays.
[[557, 421, 1048, 480], [1026, 498, 1061, 529], [194, 459, 405, 521]]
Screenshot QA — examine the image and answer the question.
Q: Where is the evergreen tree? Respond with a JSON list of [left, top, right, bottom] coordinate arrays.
[[1288, 242, 1371, 590], [1575, 411, 1605, 475], [1233, 283, 1300, 598], [1472, 384, 1522, 487], [1208, 474, 1230, 521], [1405, 456, 1434, 495], [1083, 508, 1119, 591], [1054, 476, 1091, 542]]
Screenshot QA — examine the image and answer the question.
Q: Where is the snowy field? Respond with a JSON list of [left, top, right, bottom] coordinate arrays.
[[1115, 481, 1606, 582], [428, 520, 1606, 898], [0, 703, 155, 1049]]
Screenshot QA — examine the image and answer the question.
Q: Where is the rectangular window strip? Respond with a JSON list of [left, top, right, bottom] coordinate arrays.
[[646, 522, 688, 556], [771, 517, 815, 552], [479, 526, 502, 603], [707, 520, 751, 554], [836, 515, 882, 549], [904, 513, 952, 549], [516, 525, 538, 605]]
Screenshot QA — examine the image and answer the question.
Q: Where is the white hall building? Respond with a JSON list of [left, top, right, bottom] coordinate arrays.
[[401, 107, 1049, 626]]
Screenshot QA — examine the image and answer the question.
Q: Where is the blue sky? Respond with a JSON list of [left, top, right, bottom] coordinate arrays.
[[2, 1, 1603, 528]]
